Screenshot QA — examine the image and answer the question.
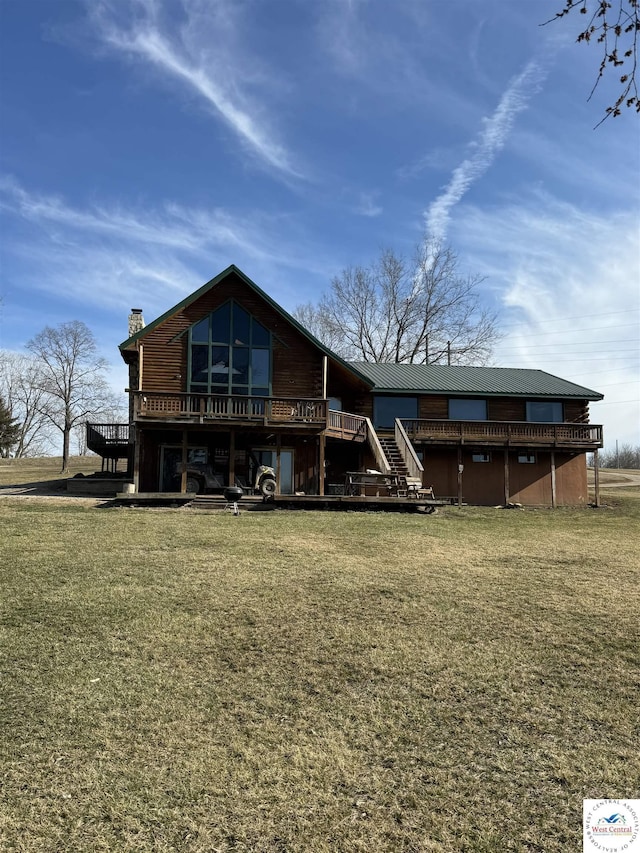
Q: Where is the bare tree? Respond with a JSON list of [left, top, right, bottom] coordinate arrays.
[[0, 351, 55, 457], [295, 240, 499, 364], [590, 442, 640, 468], [545, 0, 640, 123], [27, 321, 112, 472], [293, 302, 349, 354]]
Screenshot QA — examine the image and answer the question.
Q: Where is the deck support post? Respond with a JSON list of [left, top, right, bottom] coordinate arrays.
[[276, 433, 281, 494], [180, 429, 188, 493], [593, 447, 600, 507], [229, 430, 235, 488], [132, 427, 141, 492], [319, 433, 326, 496], [550, 450, 557, 508], [457, 446, 463, 507], [504, 448, 510, 505]]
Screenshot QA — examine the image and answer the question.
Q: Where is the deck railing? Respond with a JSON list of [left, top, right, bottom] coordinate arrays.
[[364, 417, 392, 474], [401, 419, 603, 447], [86, 422, 130, 445], [326, 409, 368, 441], [325, 411, 391, 471], [394, 418, 424, 480], [133, 391, 327, 427]]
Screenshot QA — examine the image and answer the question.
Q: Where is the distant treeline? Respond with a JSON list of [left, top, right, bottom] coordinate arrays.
[[589, 444, 640, 469]]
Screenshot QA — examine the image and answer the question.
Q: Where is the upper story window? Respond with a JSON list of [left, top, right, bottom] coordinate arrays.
[[449, 398, 487, 420], [526, 400, 563, 423], [373, 396, 418, 429], [189, 301, 271, 396]]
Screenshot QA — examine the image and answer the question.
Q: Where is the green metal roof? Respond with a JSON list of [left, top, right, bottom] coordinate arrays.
[[348, 362, 603, 400], [118, 264, 602, 401]]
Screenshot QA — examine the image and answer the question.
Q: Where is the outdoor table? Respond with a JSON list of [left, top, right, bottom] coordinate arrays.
[[344, 471, 399, 497]]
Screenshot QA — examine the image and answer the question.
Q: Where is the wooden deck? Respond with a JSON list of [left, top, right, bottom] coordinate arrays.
[[402, 419, 603, 449], [111, 492, 445, 512], [132, 391, 328, 430], [86, 423, 131, 458], [128, 393, 372, 442]]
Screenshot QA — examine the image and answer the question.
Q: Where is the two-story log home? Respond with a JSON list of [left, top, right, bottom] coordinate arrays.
[[92, 264, 603, 506]]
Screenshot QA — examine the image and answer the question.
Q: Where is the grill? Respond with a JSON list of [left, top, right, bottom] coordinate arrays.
[[223, 485, 244, 516]]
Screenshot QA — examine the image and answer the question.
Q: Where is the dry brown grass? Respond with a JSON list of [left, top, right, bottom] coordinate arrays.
[[0, 455, 100, 487], [1, 484, 638, 852]]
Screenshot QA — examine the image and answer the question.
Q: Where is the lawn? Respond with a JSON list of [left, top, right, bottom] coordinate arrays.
[[1, 479, 638, 851], [0, 456, 104, 488]]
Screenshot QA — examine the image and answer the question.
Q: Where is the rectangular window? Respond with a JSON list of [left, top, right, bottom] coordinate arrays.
[[210, 346, 230, 385], [373, 396, 418, 429], [518, 452, 536, 464], [232, 347, 250, 384], [251, 349, 270, 386], [190, 345, 208, 384], [472, 452, 491, 463], [449, 398, 487, 420], [526, 401, 563, 422]]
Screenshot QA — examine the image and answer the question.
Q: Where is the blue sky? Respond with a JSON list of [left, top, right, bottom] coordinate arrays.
[[1, 0, 638, 449]]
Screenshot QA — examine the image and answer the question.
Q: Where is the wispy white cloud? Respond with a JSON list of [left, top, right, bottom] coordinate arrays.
[[425, 59, 548, 241], [455, 194, 640, 448], [353, 191, 383, 218], [0, 178, 332, 320], [317, 0, 369, 74], [87, 0, 303, 180], [0, 177, 305, 263]]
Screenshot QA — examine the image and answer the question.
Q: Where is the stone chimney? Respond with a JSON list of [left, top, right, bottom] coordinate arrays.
[[128, 308, 145, 338]]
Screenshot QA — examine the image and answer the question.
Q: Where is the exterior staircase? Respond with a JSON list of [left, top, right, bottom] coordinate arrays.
[[377, 435, 421, 488]]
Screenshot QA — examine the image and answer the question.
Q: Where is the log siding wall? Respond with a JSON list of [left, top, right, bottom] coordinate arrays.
[[353, 394, 590, 425], [133, 273, 324, 399]]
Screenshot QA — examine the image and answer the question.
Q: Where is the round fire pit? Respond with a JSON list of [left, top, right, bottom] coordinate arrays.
[[223, 485, 243, 516]]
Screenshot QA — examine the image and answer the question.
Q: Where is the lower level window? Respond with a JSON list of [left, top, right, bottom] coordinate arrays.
[[518, 452, 536, 464], [472, 452, 491, 463]]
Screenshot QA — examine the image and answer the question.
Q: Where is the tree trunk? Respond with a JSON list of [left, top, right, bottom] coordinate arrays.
[[62, 424, 71, 473]]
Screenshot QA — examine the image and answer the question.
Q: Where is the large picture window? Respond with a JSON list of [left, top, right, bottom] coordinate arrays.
[[526, 401, 563, 423], [188, 302, 272, 396], [449, 398, 487, 420], [373, 396, 418, 429]]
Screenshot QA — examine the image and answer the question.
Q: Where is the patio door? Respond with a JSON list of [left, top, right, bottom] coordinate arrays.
[[253, 449, 294, 494], [159, 446, 207, 492]]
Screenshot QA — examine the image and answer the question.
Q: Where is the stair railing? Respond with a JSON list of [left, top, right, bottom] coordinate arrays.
[[365, 418, 392, 474], [395, 419, 424, 480]]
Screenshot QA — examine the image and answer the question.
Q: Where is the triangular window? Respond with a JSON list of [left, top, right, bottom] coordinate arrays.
[[188, 301, 272, 396]]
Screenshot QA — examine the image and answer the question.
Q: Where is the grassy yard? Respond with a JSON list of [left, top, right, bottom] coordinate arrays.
[[0, 456, 103, 487], [1, 475, 639, 851]]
